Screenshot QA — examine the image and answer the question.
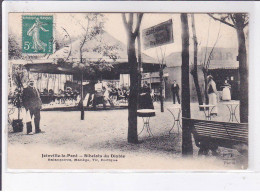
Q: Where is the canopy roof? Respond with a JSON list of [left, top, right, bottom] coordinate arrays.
[[24, 31, 165, 78]]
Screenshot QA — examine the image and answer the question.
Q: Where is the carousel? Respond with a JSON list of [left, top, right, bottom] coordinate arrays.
[[20, 31, 165, 110]]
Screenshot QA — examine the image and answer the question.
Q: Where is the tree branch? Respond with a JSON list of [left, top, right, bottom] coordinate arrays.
[[128, 13, 134, 32], [244, 21, 249, 28], [206, 22, 221, 69], [208, 13, 236, 29], [133, 13, 143, 37], [122, 13, 129, 30], [229, 14, 237, 27]]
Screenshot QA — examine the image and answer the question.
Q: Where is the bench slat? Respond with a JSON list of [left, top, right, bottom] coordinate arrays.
[[196, 127, 248, 140], [196, 131, 247, 143], [193, 120, 248, 127], [194, 122, 248, 131], [194, 125, 248, 137], [190, 118, 248, 127]]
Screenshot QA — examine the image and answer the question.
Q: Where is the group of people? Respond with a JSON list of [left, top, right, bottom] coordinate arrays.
[[204, 75, 233, 116], [83, 80, 130, 109], [170, 76, 233, 117], [110, 87, 129, 102], [39, 87, 80, 105], [18, 75, 233, 134]]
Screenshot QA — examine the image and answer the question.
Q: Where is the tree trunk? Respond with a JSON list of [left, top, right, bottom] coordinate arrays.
[[18, 108, 21, 120], [236, 27, 248, 123], [80, 73, 84, 120], [137, 31, 142, 107], [203, 70, 209, 105], [127, 35, 138, 143], [191, 14, 203, 108], [159, 68, 164, 112], [181, 13, 193, 156]]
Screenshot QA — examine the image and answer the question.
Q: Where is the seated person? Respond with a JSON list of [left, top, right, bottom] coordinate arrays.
[[42, 88, 48, 95], [48, 89, 54, 96]]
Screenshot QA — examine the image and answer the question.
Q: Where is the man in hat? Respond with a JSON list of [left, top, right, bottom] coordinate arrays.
[[22, 79, 43, 133]]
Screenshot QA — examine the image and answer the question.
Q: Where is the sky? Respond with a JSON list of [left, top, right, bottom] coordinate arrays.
[[9, 13, 241, 58]]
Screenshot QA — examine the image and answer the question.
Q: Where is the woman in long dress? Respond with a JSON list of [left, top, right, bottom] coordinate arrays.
[[138, 82, 155, 116], [207, 75, 218, 116], [222, 79, 231, 101]]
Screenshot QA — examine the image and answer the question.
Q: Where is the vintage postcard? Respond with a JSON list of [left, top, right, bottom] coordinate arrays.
[[6, 12, 249, 170]]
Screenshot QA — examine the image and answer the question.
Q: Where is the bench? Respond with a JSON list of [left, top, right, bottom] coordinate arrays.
[[182, 118, 248, 155]]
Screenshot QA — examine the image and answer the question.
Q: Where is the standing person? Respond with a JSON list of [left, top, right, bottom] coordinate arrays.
[[138, 81, 154, 112], [222, 78, 231, 101], [171, 80, 180, 104], [22, 79, 43, 133], [93, 80, 104, 109], [103, 84, 114, 108], [207, 75, 218, 116]]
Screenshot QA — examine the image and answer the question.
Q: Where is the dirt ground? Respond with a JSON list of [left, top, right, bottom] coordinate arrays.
[[7, 101, 248, 170]]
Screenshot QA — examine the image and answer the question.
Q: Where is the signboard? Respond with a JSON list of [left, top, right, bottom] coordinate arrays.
[[201, 47, 239, 69], [142, 19, 173, 50]]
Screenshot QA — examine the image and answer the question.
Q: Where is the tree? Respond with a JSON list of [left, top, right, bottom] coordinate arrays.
[[201, 22, 221, 105], [208, 13, 249, 123], [71, 13, 119, 120], [74, 14, 104, 120], [8, 33, 22, 60], [190, 14, 203, 108], [122, 13, 143, 143], [11, 64, 28, 121], [181, 13, 193, 155]]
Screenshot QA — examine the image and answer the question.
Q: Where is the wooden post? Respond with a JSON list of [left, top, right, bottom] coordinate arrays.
[[46, 74, 49, 91], [39, 73, 42, 92], [149, 73, 152, 88], [53, 74, 56, 92]]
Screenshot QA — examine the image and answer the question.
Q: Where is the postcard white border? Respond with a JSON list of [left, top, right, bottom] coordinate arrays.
[[2, 0, 260, 190]]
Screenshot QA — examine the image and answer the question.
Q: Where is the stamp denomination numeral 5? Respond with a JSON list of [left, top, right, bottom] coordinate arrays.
[[23, 41, 31, 50]]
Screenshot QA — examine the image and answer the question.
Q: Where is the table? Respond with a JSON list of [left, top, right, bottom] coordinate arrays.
[[167, 104, 182, 135], [199, 104, 216, 120], [222, 101, 240, 123], [137, 109, 156, 137]]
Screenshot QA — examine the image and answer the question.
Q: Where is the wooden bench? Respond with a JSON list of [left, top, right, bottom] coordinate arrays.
[[183, 118, 248, 155]]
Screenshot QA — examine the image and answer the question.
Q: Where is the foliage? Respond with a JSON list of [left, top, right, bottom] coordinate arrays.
[[208, 13, 248, 29], [8, 33, 22, 60], [11, 87, 23, 108], [9, 64, 28, 107], [71, 13, 121, 79]]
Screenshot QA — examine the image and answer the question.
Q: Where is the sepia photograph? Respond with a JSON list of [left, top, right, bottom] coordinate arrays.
[[6, 12, 249, 170]]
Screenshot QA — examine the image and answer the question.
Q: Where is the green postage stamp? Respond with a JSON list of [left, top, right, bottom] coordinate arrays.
[[22, 15, 53, 54]]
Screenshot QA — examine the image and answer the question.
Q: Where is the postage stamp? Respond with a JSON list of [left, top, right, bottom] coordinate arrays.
[[22, 15, 53, 54]]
